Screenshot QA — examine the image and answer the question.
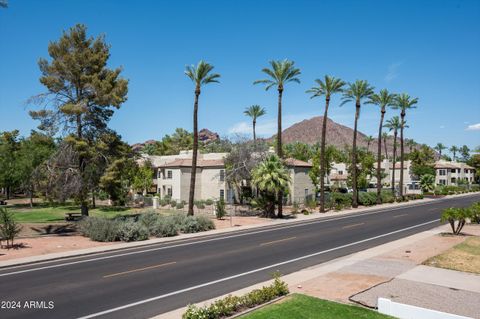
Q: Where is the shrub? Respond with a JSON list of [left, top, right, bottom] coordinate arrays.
[[359, 192, 377, 206], [0, 208, 22, 248], [138, 210, 160, 235], [170, 200, 177, 208], [328, 192, 352, 211], [215, 198, 226, 219], [195, 200, 205, 209], [305, 198, 317, 210], [380, 191, 395, 204], [182, 215, 215, 233], [152, 217, 178, 237], [182, 273, 288, 319], [159, 199, 169, 207], [176, 202, 185, 209], [470, 202, 480, 224], [167, 212, 188, 228], [291, 202, 300, 214], [117, 220, 149, 242], [79, 217, 119, 242], [441, 207, 472, 235], [205, 199, 214, 206]]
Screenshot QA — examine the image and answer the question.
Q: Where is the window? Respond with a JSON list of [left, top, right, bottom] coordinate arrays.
[[439, 179, 446, 185], [220, 189, 225, 200], [220, 169, 225, 182], [451, 178, 456, 184], [451, 169, 456, 173], [167, 188, 172, 197], [439, 169, 446, 176], [167, 170, 172, 179], [338, 170, 343, 175], [305, 189, 309, 196]]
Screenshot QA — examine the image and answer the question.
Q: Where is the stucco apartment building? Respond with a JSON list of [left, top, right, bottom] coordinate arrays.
[[434, 160, 476, 186], [143, 151, 316, 204]]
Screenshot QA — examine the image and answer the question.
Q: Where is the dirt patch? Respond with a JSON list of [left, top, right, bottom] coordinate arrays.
[[423, 236, 480, 274], [0, 235, 117, 261], [290, 272, 389, 303]]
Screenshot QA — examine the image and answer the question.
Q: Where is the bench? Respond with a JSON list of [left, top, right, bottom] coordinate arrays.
[[65, 212, 83, 221]]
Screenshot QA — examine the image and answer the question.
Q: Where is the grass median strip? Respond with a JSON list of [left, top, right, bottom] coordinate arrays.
[[239, 294, 393, 319], [103, 261, 176, 278]]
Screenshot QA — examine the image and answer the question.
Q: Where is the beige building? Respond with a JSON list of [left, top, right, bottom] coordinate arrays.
[[434, 160, 476, 186], [143, 151, 316, 204]]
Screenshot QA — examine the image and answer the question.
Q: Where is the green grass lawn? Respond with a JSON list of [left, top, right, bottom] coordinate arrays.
[[240, 294, 393, 319], [8, 203, 179, 223]]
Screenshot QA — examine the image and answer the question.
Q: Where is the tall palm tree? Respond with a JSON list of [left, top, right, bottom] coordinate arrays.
[[450, 145, 459, 161], [365, 135, 374, 152], [341, 80, 374, 208], [367, 89, 396, 204], [254, 59, 300, 218], [244, 105, 266, 141], [434, 143, 447, 158], [384, 116, 401, 196], [392, 93, 418, 199], [382, 132, 389, 160], [185, 61, 220, 216], [306, 75, 345, 212]]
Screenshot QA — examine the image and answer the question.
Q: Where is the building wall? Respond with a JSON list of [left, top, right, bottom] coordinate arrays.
[[200, 167, 227, 201], [289, 167, 316, 204]]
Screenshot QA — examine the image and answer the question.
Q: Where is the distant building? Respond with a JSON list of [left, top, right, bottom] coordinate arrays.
[[434, 160, 476, 186]]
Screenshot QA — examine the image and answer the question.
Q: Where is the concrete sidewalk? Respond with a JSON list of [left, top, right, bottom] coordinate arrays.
[[154, 223, 480, 319], [1, 193, 456, 268]]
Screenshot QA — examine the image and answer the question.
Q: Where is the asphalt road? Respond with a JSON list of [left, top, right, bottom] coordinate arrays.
[[0, 194, 478, 319]]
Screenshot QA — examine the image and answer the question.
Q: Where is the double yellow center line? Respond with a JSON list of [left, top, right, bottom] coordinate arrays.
[[103, 261, 177, 278]]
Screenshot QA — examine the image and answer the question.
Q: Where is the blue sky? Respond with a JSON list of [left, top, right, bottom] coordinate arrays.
[[1, 0, 479, 150]]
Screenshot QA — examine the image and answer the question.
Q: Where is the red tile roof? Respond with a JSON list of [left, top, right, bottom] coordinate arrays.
[[284, 158, 312, 167], [160, 158, 224, 168]]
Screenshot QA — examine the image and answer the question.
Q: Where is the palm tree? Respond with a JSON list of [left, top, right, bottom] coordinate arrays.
[[384, 116, 401, 196], [392, 93, 418, 199], [244, 105, 266, 141], [382, 132, 389, 160], [185, 61, 220, 216], [306, 75, 345, 212], [367, 89, 396, 204], [254, 59, 300, 218], [450, 145, 459, 161], [251, 154, 291, 218], [341, 80, 374, 208], [364, 136, 374, 152], [434, 143, 447, 158]]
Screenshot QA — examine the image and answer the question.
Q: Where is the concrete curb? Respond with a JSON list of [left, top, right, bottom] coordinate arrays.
[[0, 192, 476, 268]]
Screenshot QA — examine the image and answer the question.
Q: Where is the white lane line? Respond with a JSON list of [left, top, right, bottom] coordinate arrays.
[[0, 199, 448, 276], [76, 219, 439, 319]]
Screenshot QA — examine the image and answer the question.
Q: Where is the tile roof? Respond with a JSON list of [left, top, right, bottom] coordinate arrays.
[[284, 158, 312, 167], [160, 158, 224, 168]]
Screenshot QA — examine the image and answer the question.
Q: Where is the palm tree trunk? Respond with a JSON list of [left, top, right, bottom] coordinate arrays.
[[391, 131, 397, 196], [253, 119, 256, 142], [277, 87, 283, 218], [30, 185, 34, 208], [376, 108, 385, 204], [352, 104, 360, 208], [399, 113, 405, 199], [384, 136, 388, 160], [319, 97, 330, 213], [188, 88, 200, 216]]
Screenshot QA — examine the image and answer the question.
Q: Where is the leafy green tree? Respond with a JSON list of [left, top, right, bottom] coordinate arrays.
[[284, 142, 314, 162], [392, 93, 418, 199], [17, 131, 56, 207], [467, 154, 480, 183], [459, 145, 470, 162], [29, 24, 128, 215], [368, 89, 396, 204], [0, 208, 22, 248], [384, 116, 401, 196], [406, 139, 416, 153], [341, 80, 374, 207], [309, 145, 345, 195], [0, 130, 21, 199], [133, 162, 154, 195], [254, 59, 300, 218], [100, 158, 138, 206], [244, 105, 266, 141], [306, 75, 345, 212], [251, 155, 290, 218], [409, 145, 435, 178], [434, 143, 446, 158], [450, 145, 459, 161], [185, 61, 220, 216], [419, 174, 435, 193]]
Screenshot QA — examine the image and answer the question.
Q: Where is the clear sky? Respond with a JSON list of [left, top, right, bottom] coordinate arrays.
[[1, 0, 479, 150]]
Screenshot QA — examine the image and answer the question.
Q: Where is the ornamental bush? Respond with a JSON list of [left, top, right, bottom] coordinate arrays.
[[215, 198, 226, 219], [358, 192, 377, 206], [79, 217, 120, 242], [380, 191, 395, 204], [117, 220, 149, 242], [138, 210, 160, 235], [152, 217, 178, 237], [441, 207, 472, 235], [0, 208, 22, 248], [182, 274, 288, 319], [327, 192, 352, 211], [182, 215, 215, 233]]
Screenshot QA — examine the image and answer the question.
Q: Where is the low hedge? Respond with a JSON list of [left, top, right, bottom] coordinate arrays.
[[182, 274, 289, 319], [80, 212, 215, 242]]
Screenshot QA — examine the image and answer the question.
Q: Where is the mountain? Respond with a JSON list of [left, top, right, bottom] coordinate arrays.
[[269, 116, 409, 156]]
